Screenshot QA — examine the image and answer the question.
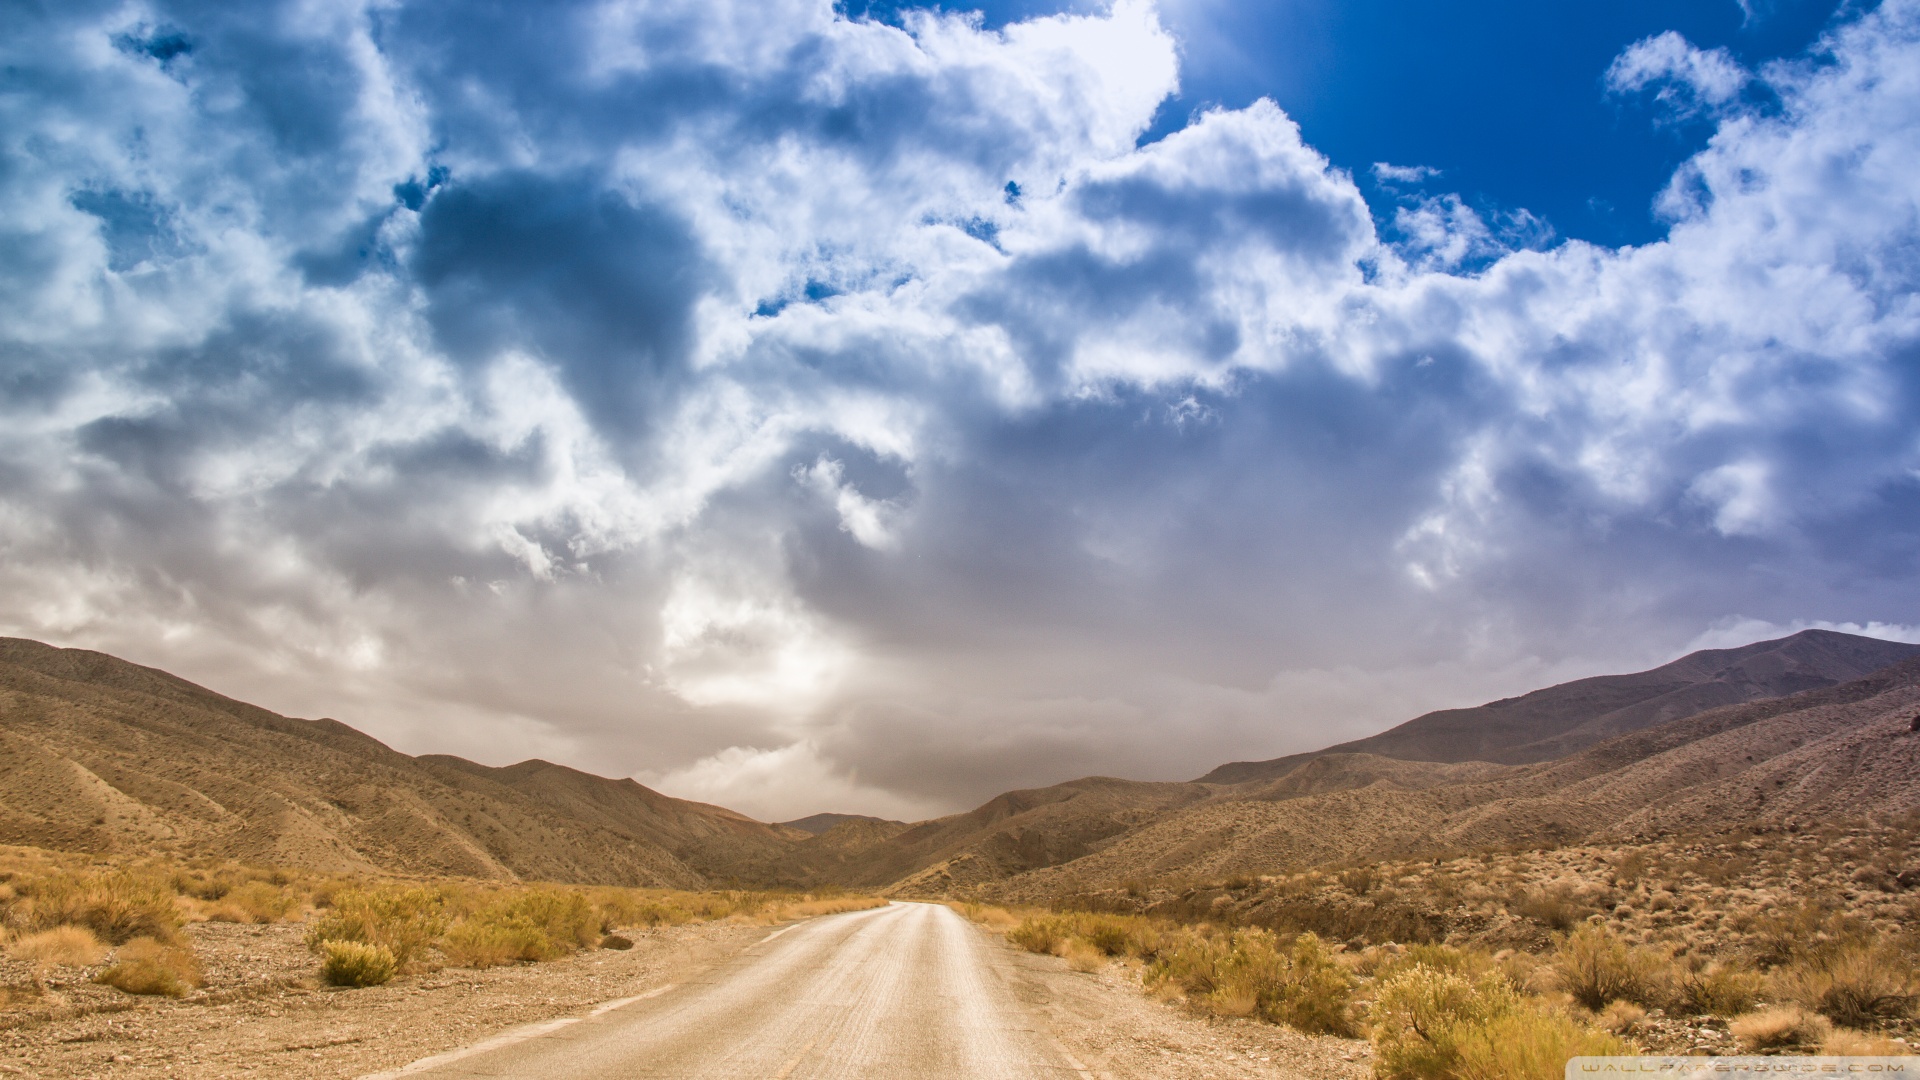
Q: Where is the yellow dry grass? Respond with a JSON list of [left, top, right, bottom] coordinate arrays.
[[94, 937, 204, 998]]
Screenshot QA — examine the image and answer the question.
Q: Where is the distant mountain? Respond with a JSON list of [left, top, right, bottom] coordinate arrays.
[[0, 638, 790, 887], [778, 813, 898, 835], [7, 628, 1915, 897], [984, 654, 1920, 899], [1199, 630, 1920, 784]]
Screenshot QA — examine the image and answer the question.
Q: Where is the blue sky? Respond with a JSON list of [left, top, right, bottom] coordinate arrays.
[[858, 0, 1849, 246], [2, 0, 1917, 819]]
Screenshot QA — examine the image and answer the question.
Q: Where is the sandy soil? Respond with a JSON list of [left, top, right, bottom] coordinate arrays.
[[0, 909, 1369, 1080]]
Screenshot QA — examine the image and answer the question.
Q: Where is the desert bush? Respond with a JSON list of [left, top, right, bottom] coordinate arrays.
[[319, 940, 397, 987], [23, 870, 180, 944], [1743, 902, 1868, 969], [1451, 1006, 1632, 1080], [1514, 888, 1588, 932], [1147, 929, 1358, 1035], [7, 925, 106, 970], [211, 880, 301, 924], [1554, 924, 1669, 1010], [949, 902, 1023, 933], [439, 889, 598, 968], [95, 936, 203, 997], [1822, 1028, 1910, 1056], [1008, 915, 1068, 955], [438, 920, 539, 968], [1598, 1000, 1646, 1035], [1373, 965, 1626, 1080], [1731, 1005, 1832, 1052], [1673, 958, 1765, 1016], [1062, 938, 1105, 973], [306, 885, 447, 966], [1774, 941, 1919, 1028]]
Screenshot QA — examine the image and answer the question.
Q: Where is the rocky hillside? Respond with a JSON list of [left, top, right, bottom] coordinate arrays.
[[978, 655, 1920, 900], [1202, 629, 1919, 783], [0, 638, 792, 887]]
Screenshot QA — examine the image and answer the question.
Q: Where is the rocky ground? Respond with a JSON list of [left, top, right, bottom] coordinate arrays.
[[0, 918, 766, 1079]]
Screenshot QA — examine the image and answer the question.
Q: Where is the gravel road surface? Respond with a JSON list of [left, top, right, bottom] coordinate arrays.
[[382, 902, 1082, 1079]]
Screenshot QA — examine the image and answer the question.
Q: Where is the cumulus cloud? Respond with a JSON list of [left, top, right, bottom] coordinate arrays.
[[1, 0, 1917, 819], [1606, 30, 1751, 119]]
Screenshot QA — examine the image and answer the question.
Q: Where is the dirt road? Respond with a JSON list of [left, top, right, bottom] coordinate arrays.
[[377, 902, 1080, 1079]]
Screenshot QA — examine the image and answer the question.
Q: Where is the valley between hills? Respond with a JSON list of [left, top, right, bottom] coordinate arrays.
[[3, 629, 1916, 897], [4, 628, 1920, 1078]]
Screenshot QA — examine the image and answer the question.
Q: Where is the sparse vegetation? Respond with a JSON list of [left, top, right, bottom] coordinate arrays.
[[6, 925, 106, 990], [94, 936, 204, 997], [0, 845, 886, 1001], [319, 940, 398, 987], [964, 816, 1920, 1057]]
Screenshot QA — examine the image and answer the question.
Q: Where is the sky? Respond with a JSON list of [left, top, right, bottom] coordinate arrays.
[[2, 0, 1918, 822]]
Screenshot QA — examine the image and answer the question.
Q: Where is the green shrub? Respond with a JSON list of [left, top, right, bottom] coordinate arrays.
[[319, 940, 397, 987]]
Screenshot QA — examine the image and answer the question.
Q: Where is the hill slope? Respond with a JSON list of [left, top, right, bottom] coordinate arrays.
[[0, 638, 789, 887], [987, 655, 1920, 899], [1200, 629, 1919, 784]]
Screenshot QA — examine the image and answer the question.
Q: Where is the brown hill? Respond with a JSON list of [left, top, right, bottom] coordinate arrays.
[[0, 637, 790, 887], [1200, 629, 1919, 783], [778, 813, 899, 835], [984, 655, 1920, 900], [806, 777, 1221, 892]]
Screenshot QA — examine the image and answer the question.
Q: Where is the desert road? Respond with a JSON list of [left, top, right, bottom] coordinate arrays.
[[381, 902, 1087, 1079]]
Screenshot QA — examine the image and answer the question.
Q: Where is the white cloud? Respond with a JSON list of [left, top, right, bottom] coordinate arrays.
[[1606, 31, 1751, 118], [1, 0, 1918, 817]]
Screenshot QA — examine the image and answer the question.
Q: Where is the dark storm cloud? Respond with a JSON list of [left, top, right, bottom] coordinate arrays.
[[1, 0, 1917, 819], [413, 173, 713, 443]]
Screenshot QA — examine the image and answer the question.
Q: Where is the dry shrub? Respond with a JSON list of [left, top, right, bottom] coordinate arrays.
[[23, 871, 179, 944], [1008, 916, 1067, 955], [440, 889, 598, 968], [437, 921, 532, 969], [319, 940, 397, 987], [1514, 888, 1589, 932], [1062, 939, 1105, 973], [1673, 958, 1765, 1016], [1554, 924, 1669, 1010], [306, 885, 447, 967], [1731, 1005, 1832, 1052], [1452, 1007, 1632, 1080], [949, 902, 1022, 933], [1774, 941, 1920, 1028], [1823, 1028, 1910, 1055], [209, 881, 300, 924], [1147, 929, 1358, 1035], [1373, 966, 1627, 1080], [1744, 902, 1868, 969], [1598, 1000, 1647, 1035], [95, 937, 203, 997], [7, 925, 106, 970]]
